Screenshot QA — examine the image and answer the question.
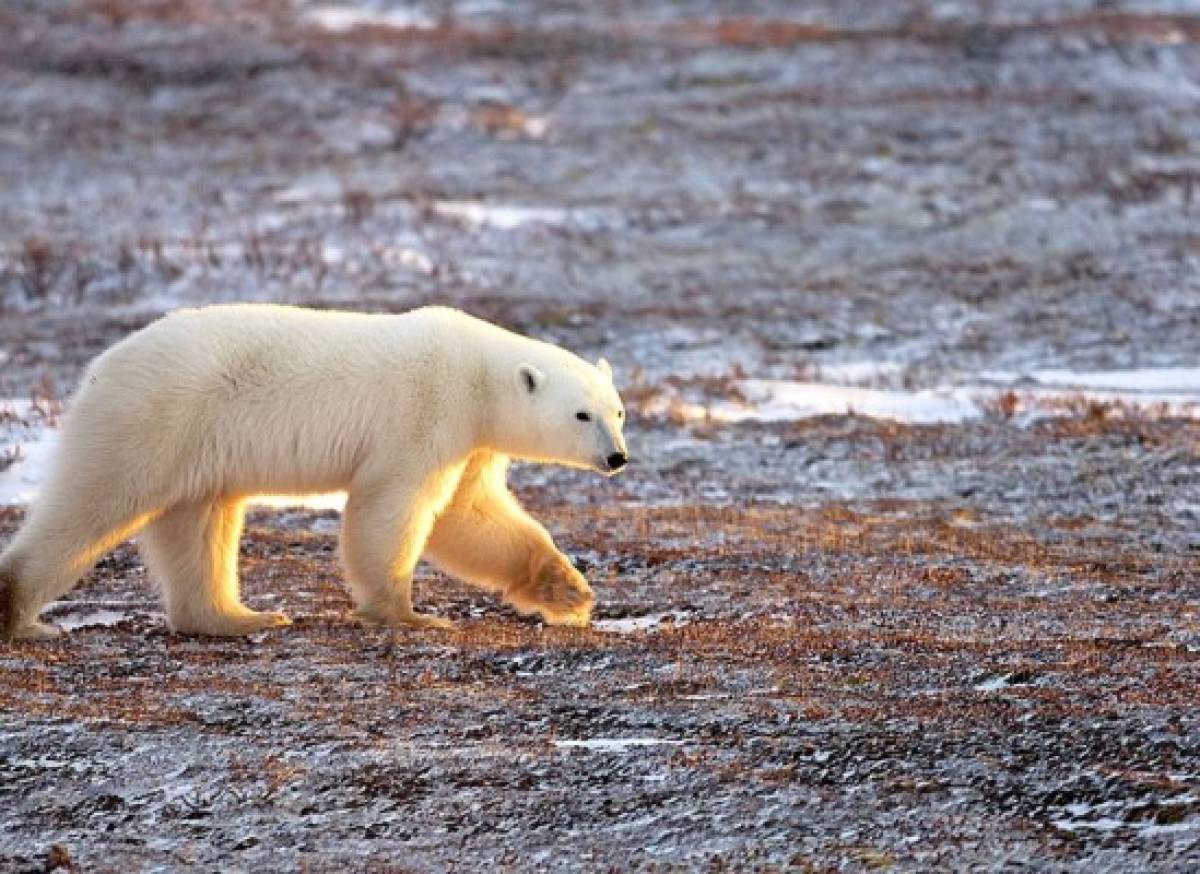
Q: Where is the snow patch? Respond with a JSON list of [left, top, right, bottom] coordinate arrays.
[[593, 611, 691, 634], [432, 201, 613, 231], [973, 672, 1034, 692], [741, 380, 981, 425], [432, 201, 571, 230], [0, 431, 58, 506], [379, 245, 436, 275], [653, 380, 982, 426], [1024, 367, 1200, 393], [304, 5, 436, 33], [54, 608, 128, 631], [520, 116, 549, 139], [649, 366, 1200, 427], [1, 399, 61, 506]]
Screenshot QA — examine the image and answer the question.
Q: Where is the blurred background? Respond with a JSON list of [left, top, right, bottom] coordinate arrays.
[[2, 2, 1200, 870]]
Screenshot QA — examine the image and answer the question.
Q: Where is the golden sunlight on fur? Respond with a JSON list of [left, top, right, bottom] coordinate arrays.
[[0, 304, 626, 639]]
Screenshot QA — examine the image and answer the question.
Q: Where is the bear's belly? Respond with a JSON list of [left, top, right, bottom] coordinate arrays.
[[194, 422, 362, 500]]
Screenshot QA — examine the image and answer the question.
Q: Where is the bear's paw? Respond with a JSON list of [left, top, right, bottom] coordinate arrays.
[[507, 554, 595, 627]]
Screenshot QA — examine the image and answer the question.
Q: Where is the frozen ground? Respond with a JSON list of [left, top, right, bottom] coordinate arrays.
[[2, 0, 1200, 871]]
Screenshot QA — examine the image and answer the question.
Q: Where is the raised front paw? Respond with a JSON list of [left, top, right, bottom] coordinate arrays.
[[506, 553, 595, 627]]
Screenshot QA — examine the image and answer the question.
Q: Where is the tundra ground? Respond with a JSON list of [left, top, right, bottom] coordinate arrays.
[[2, 0, 1200, 870]]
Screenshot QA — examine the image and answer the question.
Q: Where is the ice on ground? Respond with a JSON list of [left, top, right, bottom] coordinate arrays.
[[593, 611, 691, 634], [304, 5, 436, 33], [974, 675, 1011, 692], [1024, 368, 1200, 393], [741, 380, 982, 425], [553, 738, 684, 753], [973, 672, 1035, 692], [657, 380, 983, 426], [52, 609, 128, 631]]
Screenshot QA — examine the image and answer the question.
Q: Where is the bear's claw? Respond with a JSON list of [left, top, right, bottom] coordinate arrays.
[[396, 612, 456, 631], [506, 554, 595, 627], [172, 609, 292, 637], [353, 607, 456, 632], [542, 610, 591, 629]]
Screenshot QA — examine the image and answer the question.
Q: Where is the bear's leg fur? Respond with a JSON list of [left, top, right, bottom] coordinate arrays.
[[140, 498, 290, 636], [340, 472, 461, 631], [423, 454, 594, 627], [1, 494, 157, 640]]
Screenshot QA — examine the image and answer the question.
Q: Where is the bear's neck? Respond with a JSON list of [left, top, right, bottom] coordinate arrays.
[[471, 341, 548, 461]]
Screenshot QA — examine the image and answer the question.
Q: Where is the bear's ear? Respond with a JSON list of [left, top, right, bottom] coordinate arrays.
[[517, 363, 545, 394], [597, 357, 613, 381]]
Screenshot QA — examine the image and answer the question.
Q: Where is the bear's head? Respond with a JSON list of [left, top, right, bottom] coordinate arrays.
[[506, 354, 628, 475]]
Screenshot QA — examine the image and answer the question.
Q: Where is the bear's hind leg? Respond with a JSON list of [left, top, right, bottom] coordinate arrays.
[[1, 495, 157, 640], [0, 556, 63, 641], [141, 498, 290, 636]]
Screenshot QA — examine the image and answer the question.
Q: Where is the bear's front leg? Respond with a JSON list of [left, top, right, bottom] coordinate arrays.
[[340, 480, 455, 632], [422, 459, 596, 627], [505, 549, 595, 628]]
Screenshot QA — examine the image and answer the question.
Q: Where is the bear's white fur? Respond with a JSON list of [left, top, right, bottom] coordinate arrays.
[[0, 304, 628, 639]]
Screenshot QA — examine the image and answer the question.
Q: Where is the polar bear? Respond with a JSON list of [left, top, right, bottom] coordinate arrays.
[[0, 304, 628, 640]]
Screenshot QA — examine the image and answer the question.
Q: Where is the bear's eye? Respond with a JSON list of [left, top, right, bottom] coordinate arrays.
[[576, 411, 591, 422], [617, 410, 624, 419]]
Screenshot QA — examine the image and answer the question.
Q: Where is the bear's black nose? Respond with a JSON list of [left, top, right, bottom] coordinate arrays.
[[606, 451, 627, 471]]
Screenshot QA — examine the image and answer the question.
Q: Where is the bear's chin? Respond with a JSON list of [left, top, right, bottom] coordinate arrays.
[[548, 457, 613, 476]]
